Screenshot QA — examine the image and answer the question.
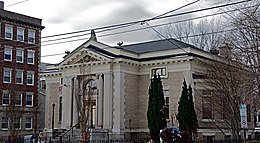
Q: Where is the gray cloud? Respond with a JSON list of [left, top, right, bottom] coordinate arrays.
[[70, 2, 154, 30]]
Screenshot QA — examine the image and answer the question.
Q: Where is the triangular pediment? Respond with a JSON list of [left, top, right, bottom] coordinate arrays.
[[65, 51, 102, 65], [59, 39, 113, 66]]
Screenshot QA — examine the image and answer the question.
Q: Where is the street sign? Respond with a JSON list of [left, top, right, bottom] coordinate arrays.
[[240, 104, 248, 129], [240, 104, 247, 117], [241, 116, 248, 129]]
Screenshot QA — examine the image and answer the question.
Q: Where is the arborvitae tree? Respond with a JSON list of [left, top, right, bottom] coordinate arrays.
[[177, 79, 189, 130], [147, 74, 167, 142], [177, 79, 198, 140], [188, 84, 198, 139]]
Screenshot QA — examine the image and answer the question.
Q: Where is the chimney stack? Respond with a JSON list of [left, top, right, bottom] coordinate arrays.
[[0, 1, 4, 10]]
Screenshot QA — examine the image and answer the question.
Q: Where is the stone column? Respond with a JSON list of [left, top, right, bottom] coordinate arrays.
[[62, 76, 73, 129], [112, 72, 125, 133], [72, 77, 79, 126], [103, 72, 113, 129], [97, 74, 104, 127]]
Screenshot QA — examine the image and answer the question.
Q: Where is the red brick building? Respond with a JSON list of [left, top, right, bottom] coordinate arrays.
[[0, 1, 44, 138]]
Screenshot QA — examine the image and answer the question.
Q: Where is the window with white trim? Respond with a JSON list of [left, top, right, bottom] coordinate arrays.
[[4, 47, 12, 61], [15, 92, 22, 106], [27, 50, 35, 64], [28, 30, 35, 43], [27, 72, 34, 85], [5, 25, 13, 40], [26, 93, 33, 107], [16, 49, 24, 63], [16, 70, 23, 84], [1, 117, 9, 129], [14, 118, 21, 129], [151, 67, 167, 77], [17, 28, 24, 42], [2, 91, 10, 106], [25, 117, 32, 129], [3, 69, 12, 83]]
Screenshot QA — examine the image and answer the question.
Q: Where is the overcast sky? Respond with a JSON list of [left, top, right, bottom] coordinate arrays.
[[2, 0, 238, 64]]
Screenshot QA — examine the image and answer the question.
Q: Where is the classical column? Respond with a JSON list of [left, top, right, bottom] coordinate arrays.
[[103, 72, 113, 129], [62, 76, 73, 129], [112, 72, 125, 133], [71, 77, 79, 127], [97, 74, 104, 127]]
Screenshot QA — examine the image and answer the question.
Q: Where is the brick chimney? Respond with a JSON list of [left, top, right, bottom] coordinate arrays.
[[0, 1, 4, 10]]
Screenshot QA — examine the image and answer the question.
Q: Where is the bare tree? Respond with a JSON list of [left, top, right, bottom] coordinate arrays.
[[163, 18, 224, 51], [195, 54, 254, 142], [74, 66, 97, 143], [221, 2, 260, 106]]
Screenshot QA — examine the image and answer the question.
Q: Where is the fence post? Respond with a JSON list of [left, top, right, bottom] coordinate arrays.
[[59, 136, 62, 143]]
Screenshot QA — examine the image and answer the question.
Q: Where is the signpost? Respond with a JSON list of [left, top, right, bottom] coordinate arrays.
[[240, 104, 247, 143]]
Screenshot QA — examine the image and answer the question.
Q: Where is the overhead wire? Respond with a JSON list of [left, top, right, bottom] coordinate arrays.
[[38, 28, 239, 59], [41, 0, 252, 39], [40, 0, 253, 46], [5, 0, 29, 7], [0, 5, 256, 56], [0, 5, 256, 59], [42, 0, 201, 43], [144, 21, 188, 53], [0, 0, 254, 58]]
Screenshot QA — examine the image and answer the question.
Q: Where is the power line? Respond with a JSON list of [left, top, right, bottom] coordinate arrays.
[[144, 22, 189, 53], [0, 4, 256, 55], [42, 0, 201, 43], [5, 0, 29, 7], [152, 0, 200, 19], [41, 0, 252, 39], [39, 28, 239, 59], [0, 0, 255, 55], [41, 5, 255, 46]]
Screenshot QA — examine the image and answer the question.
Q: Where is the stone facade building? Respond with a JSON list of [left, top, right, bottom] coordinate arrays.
[[0, 1, 44, 138], [43, 31, 255, 142]]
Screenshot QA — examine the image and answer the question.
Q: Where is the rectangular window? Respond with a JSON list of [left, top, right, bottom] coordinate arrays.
[[163, 90, 169, 119], [4, 47, 12, 61], [15, 93, 22, 106], [2, 117, 8, 129], [40, 78, 46, 90], [27, 72, 34, 85], [26, 94, 33, 107], [27, 50, 35, 64], [14, 118, 21, 129], [17, 28, 24, 42], [3, 69, 11, 83], [28, 30, 35, 43], [25, 117, 32, 129], [2, 91, 10, 106], [16, 49, 24, 63], [205, 136, 214, 143], [16, 71, 23, 84], [151, 67, 167, 77], [202, 97, 213, 119], [59, 97, 62, 122], [5, 25, 13, 40]]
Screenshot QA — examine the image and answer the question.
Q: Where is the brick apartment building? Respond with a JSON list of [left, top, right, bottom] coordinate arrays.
[[0, 1, 44, 138]]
